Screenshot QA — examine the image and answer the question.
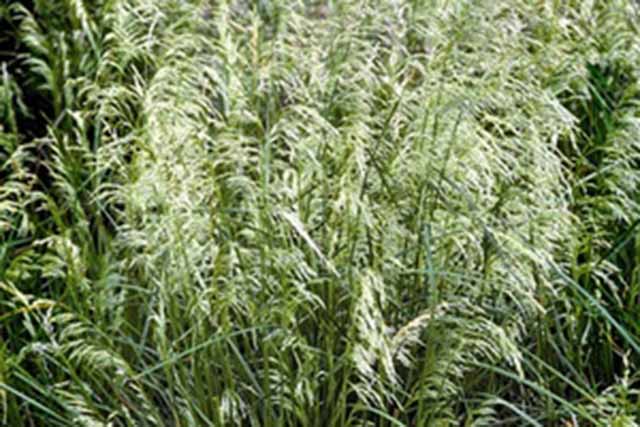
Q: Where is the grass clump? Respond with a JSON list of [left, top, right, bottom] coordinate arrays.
[[1, 1, 639, 426]]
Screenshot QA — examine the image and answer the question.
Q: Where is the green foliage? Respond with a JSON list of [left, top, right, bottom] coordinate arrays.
[[1, 0, 639, 426]]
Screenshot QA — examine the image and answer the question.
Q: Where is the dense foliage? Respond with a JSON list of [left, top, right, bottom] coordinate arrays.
[[1, 1, 639, 426]]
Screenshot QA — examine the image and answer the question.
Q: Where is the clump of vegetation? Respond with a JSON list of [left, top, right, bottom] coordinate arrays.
[[1, 1, 639, 426]]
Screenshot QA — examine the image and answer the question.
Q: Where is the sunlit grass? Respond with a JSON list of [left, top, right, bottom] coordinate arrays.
[[1, 1, 639, 426]]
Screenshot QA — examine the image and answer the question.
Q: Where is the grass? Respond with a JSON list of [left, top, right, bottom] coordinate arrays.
[[1, 0, 639, 426]]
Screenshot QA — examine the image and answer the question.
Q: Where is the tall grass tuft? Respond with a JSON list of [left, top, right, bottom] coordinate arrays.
[[1, 1, 639, 426]]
